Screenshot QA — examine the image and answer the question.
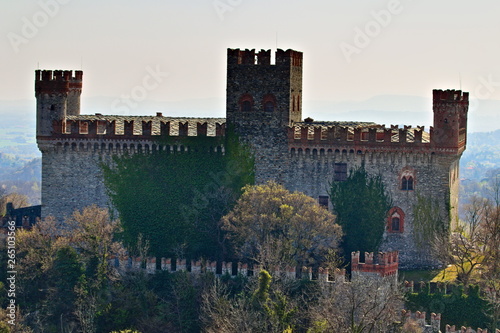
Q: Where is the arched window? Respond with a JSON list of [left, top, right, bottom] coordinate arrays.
[[264, 101, 274, 112], [400, 168, 415, 191], [401, 176, 414, 190], [242, 100, 252, 112], [238, 94, 253, 112], [391, 217, 400, 231], [387, 207, 405, 233], [262, 94, 276, 112], [401, 177, 408, 190]]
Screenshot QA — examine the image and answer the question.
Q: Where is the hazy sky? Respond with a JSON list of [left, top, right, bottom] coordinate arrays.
[[2, 1, 500, 131]]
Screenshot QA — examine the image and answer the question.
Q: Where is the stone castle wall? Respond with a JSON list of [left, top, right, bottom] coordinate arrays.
[[35, 49, 468, 269]]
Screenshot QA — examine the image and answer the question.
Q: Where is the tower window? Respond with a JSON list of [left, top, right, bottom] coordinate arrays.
[[264, 101, 274, 112], [318, 196, 329, 209], [242, 100, 252, 112], [387, 207, 405, 233], [333, 163, 347, 182], [262, 94, 276, 112], [238, 94, 254, 112]]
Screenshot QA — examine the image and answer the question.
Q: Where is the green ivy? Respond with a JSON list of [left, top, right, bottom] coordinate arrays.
[[102, 130, 254, 259], [406, 284, 490, 330], [412, 192, 448, 250]]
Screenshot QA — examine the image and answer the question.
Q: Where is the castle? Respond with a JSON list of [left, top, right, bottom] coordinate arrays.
[[35, 48, 468, 269]]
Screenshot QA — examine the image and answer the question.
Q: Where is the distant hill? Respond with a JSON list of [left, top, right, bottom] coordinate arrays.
[[460, 129, 500, 181]]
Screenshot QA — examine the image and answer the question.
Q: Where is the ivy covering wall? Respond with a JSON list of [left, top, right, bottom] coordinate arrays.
[[102, 132, 254, 259]]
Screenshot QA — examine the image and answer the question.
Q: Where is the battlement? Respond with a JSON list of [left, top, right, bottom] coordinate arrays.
[[351, 251, 399, 278], [42, 115, 226, 139], [402, 310, 441, 333], [433, 89, 469, 105], [288, 124, 435, 154], [227, 48, 303, 66], [445, 325, 494, 333], [109, 256, 347, 282], [35, 69, 83, 95]]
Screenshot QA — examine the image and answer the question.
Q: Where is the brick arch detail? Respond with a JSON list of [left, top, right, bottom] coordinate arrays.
[[262, 93, 277, 112], [238, 93, 254, 111], [387, 206, 405, 233], [399, 166, 416, 191]]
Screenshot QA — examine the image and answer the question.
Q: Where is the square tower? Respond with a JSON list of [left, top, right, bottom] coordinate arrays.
[[226, 48, 303, 131]]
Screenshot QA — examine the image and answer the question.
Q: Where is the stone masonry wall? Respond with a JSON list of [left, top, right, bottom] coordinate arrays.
[[281, 149, 459, 269], [38, 141, 112, 220]]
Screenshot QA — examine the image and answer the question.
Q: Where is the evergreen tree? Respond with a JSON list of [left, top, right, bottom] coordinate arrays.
[[329, 166, 392, 260]]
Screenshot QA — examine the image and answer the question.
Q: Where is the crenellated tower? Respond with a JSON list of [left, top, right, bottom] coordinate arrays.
[[35, 70, 83, 137], [431, 89, 468, 152], [226, 48, 303, 183], [226, 48, 303, 129]]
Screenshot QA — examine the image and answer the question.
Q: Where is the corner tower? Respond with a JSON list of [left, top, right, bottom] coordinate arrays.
[[431, 89, 468, 152], [226, 48, 303, 130], [35, 70, 82, 137]]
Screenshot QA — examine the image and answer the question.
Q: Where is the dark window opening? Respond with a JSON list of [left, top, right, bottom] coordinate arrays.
[[264, 101, 275, 112], [334, 163, 347, 182], [407, 177, 413, 190], [242, 100, 252, 112], [401, 176, 414, 191], [319, 196, 329, 208], [391, 217, 400, 231]]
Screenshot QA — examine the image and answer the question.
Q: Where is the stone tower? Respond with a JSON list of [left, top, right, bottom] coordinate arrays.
[[431, 89, 468, 150], [226, 48, 303, 128], [35, 70, 83, 137], [226, 48, 303, 183]]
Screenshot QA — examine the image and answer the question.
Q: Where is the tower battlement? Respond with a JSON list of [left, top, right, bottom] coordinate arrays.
[[35, 70, 83, 95], [227, 48, 303, 66], [433, 89, 469, 104]]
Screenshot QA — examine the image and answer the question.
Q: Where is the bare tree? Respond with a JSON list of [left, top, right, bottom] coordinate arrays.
[[0, 192, 29, 215], [307, 276, 404, 333]]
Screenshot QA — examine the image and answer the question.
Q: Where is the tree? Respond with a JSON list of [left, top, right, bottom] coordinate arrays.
[[102, 132, 254, 259], [15, 206, 122, 332], [0, 192, 29, 216], [432, 195, 486, 287], [201, 270, 297, 333], [307, 275, 404, 333], [329, 166, 392, 259], [221, 181, 342, 269]]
